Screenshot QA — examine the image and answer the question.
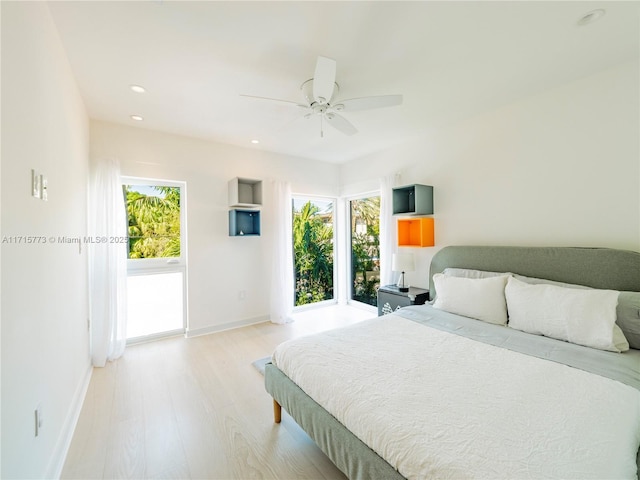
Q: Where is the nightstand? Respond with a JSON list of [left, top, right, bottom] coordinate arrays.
[[377, 285, 429, 316]]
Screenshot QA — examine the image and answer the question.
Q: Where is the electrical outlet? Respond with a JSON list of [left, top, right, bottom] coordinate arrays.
[[35, 404, 43, 437], [238, 290, 247, 301]]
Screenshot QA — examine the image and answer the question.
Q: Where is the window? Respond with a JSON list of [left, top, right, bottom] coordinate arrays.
[[292, 197, 335, 306], [123, 184, 181, 259], [350, 196, 381, 306]]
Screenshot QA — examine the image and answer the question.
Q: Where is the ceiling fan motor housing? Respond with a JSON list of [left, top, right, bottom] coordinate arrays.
[[301, 78, 339, 107]]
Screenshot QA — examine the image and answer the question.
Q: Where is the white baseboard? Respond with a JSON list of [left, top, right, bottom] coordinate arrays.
[[186, 315, 270, 338], [46, 363, 93, 479]]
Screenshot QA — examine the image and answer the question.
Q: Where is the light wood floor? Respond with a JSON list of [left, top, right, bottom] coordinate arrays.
[[62, 304, 376, 480]]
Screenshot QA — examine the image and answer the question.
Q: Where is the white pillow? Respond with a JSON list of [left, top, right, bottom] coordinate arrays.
[[443, 268, 509, 279], [443, 268, 590, 289], [432, 273, 509, 325], [505, 277, 628, 352]]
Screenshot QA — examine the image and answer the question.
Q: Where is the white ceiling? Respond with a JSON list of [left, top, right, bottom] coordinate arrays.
[[48, 1, 639, 164]]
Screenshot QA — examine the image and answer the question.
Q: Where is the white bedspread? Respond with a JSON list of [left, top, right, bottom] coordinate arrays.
[[272, 314, 640, 479]]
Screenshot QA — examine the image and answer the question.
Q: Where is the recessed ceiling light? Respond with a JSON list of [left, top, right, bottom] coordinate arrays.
[[130, 115, 144, 121], [577, 9, 605, 26], [251, 139, 260, 144], [130, 84, 146, 93]]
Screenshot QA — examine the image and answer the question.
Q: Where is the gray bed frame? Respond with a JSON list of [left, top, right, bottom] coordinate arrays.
[[265, 245, 640, 479]]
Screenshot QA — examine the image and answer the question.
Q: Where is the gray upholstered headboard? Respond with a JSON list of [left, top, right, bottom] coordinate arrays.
[[429, 246, 640, 298]]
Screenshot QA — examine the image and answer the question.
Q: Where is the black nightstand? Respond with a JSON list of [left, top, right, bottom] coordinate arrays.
[[377, 285, 429, 316]]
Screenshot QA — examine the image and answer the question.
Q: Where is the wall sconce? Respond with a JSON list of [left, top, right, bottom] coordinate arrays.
[[392, 252, 415, 292]]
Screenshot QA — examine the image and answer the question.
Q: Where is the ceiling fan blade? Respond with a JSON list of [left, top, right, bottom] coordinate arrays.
[[240, 94, 306, 108], [325, 113, 357, 136], [338, 94, 403, 111], [313, 56, 336, 104]]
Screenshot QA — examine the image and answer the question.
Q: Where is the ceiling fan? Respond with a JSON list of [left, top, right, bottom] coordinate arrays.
[[241, 56, 403, 137]]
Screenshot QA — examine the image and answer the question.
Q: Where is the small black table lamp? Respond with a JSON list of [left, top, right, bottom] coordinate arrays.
[[392, 252, 415, 292]]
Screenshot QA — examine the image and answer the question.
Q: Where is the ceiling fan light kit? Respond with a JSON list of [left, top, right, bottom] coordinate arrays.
[[241, 55, 403, 138]]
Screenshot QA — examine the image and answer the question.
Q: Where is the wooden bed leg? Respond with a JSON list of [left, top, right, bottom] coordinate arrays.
[[273, 399, 282, 424]]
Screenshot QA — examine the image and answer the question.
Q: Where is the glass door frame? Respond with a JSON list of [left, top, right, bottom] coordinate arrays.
[[344, 190, 381, 311], [291, 193, 338, 311], [121, 176, 188, 343]]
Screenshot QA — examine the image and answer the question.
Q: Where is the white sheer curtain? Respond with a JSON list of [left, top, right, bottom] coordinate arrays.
[[270, 180, 294, 324], [88, 157, 128, 367], [379, 173, 400, 287]]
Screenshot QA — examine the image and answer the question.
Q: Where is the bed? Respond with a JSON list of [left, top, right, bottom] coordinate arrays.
[[265, 246, 640, 479]]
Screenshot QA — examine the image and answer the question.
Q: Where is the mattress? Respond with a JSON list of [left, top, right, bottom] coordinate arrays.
[[272, 305, 640, 479]]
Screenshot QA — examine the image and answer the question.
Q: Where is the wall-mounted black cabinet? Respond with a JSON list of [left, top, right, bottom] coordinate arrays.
[[392, 184, 433, 215], [229, 209, 260, 236]]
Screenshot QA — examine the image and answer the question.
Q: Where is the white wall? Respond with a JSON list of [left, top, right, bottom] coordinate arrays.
[[90, 121, 340, 335], [340, 61, 640, 288], [1, 3, 91, 478]]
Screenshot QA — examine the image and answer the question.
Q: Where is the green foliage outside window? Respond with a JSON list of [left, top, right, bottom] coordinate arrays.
[[291, 197, 380, 308], [350, 197, 380, 306], [124, 185, 181, 259], [293, 201, 334, 306]]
